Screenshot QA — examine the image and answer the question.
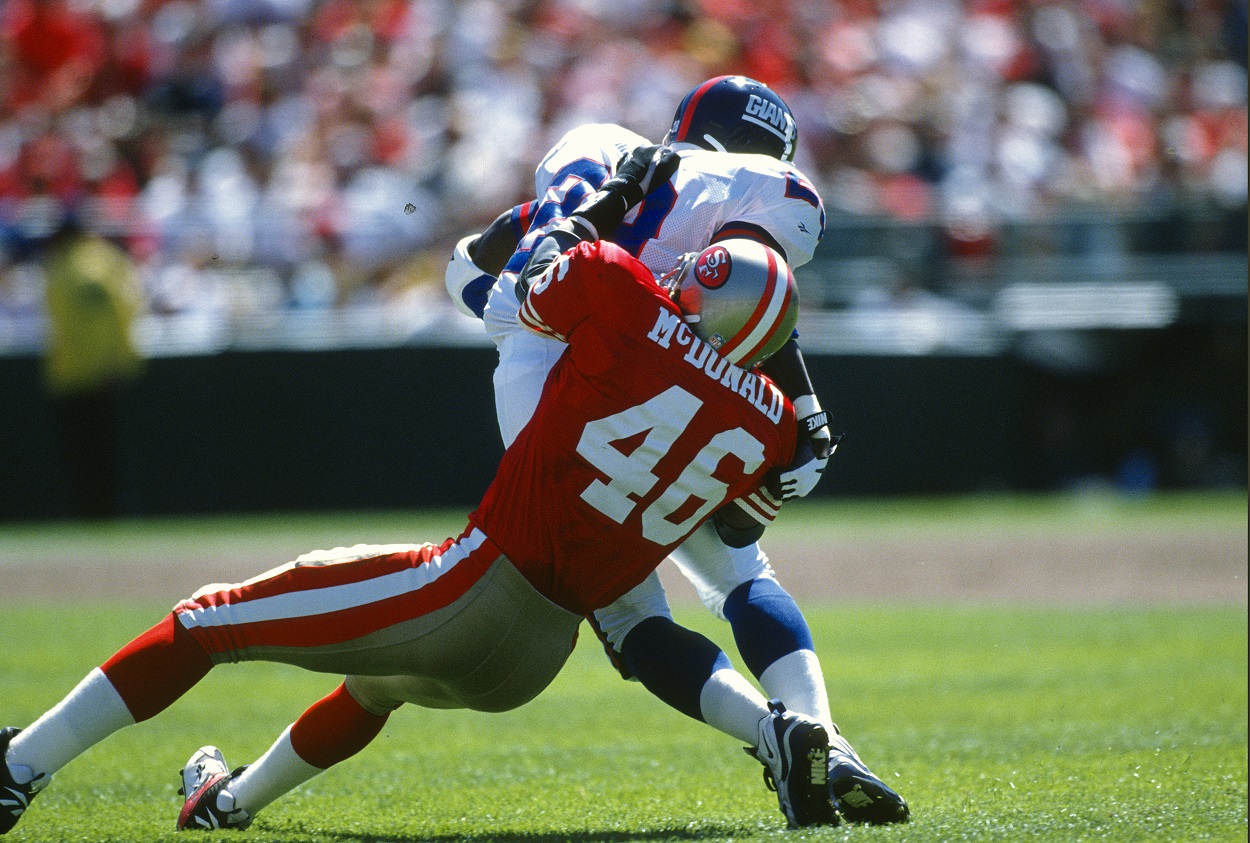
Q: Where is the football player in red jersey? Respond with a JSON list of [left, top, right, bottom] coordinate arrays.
[[446, 75, 838, 735], [1, 145, 906, 834], [446, 78, 907, 827]]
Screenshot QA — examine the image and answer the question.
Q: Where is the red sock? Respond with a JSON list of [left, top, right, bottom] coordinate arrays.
[[289, 683, 390, 769], [100, 613, 215, 722]]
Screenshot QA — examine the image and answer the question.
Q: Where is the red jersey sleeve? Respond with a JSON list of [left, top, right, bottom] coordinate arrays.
[[518, 240, 641, 343]]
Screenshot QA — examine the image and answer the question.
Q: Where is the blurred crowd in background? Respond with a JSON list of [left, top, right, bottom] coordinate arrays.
[[0, 0, 1245, 325], [1, 0, 1244, 516]]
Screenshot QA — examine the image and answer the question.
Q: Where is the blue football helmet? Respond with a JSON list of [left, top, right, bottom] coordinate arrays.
[[662, 75, 797, 163]]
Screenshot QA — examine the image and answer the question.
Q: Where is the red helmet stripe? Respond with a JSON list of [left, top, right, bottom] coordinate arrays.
[[719, 245, 792, 366], [674, 75, 733, 143], [738, 275, 793, 365], [717, 247, 777, 361], [737, 271, 794, 365]]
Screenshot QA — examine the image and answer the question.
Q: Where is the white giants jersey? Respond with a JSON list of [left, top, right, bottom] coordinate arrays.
[[485, 123, 826, 333]]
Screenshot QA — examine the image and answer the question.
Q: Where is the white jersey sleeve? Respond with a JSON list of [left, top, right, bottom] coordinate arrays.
[[633, 149, 825, 278], [708, 154, 825, 267], [485, 123, 649, 340], [533, 123, 650, 200]]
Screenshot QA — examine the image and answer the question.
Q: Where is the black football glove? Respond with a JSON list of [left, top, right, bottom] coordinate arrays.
[[570, 144, 680, 238], [609, 144, 680, 206]]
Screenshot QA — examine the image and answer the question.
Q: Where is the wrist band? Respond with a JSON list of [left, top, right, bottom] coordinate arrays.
[[800, 411, 829, 435]]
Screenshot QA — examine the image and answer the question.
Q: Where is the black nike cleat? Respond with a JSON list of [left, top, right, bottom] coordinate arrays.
[[748, 701, 838, 827], [827, 729, 910, 824], [1, 727, 50, 835]]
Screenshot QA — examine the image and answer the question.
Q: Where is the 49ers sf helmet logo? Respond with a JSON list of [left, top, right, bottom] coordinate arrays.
[[694, 245, 732, 289]]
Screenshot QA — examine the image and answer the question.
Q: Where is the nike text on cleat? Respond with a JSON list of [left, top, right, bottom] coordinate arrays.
[[1, 727, 49, 836], [747, 701, 838, 827], [826, 730, 910, 825], [176, 746, 252, 831]]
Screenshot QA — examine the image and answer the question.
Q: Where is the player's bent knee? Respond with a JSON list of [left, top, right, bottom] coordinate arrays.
[[591, 577, 673, 653], [344, 675, 411, 715], [670, 524, 775, 618]]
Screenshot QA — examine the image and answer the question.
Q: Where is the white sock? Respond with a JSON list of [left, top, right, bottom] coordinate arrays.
[[228, 726, 322, 815], [6, 668, 135, 783], [759, 649, 833, 733], [698, 668, 770, 745]]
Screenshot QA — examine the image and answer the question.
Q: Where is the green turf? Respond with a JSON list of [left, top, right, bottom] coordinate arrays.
[[1, 492, 1245, 840], [0, 490, 1244, 563], [0, 600, 1244, 842]]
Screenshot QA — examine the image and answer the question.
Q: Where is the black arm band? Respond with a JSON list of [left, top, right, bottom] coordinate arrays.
[[800, 411, 829, 435], [515, 220, 595, 298], [567, 178, 637, 240]]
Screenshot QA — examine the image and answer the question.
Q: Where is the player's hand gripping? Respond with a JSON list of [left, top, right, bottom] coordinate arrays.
[[605, 144, 680, 209], [767, 395, 840, 501], [567, 144, 679, 241]]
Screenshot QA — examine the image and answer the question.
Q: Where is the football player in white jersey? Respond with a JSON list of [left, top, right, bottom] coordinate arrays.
[[445, 76, 907, 826]]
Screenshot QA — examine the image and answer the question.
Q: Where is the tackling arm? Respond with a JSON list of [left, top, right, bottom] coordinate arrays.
[[758, 336, 838, 500], [470, 206, 527, 275], [517, 144, 680, 298]]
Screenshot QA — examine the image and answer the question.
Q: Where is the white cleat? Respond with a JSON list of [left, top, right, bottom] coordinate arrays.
[[177, 746, 251, 831]]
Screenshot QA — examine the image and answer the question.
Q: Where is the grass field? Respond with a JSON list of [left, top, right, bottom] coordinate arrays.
[[1, 493, 1246, 842]]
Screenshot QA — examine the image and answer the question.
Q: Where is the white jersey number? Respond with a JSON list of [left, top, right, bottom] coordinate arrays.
[[576, 386, 766, 544]]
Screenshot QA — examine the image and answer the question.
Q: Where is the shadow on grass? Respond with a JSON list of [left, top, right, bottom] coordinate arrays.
[[268, 821, 775, 843]]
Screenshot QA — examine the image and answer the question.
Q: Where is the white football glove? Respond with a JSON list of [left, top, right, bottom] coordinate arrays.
[[772, 395, 838, 500], [444, 234, 496, 319]]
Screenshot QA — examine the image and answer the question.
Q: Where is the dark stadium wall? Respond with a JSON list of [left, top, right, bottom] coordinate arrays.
[[119, 347, 510, 516], [1, 349, 1014, 520], [0, 348, 508, 520], [0, 333, 1244, 521], [802, 355, 1017, 496]]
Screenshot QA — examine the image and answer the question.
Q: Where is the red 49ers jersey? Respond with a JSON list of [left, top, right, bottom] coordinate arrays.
[[468, 241, 797, 615]]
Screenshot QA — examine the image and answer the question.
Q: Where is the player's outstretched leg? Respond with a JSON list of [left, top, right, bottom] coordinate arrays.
[[748, 701, 837, 828], [176, 680, 393, 830], [1, 728, 49, 836], [827, 729, 910, 824], [177, 747, 251, 831]]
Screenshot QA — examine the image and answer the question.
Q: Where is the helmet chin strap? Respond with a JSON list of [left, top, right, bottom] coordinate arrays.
[[662, 140, 703, 154]]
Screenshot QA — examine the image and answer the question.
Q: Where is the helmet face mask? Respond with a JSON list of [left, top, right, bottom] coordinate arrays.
[[658, 252, 700, 310], [662, 75, 797, 163], [664, 239, 798, 369]]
